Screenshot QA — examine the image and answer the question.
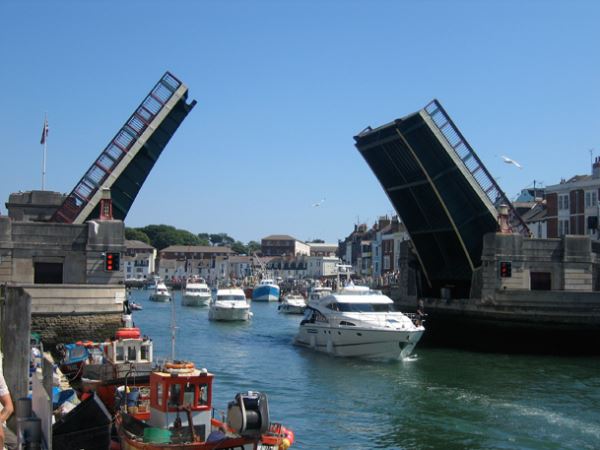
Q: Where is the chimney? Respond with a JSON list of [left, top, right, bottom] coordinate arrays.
[[99, 187, 113, 220], [593, 157, 600, 179], [497, 204, 512, 234]]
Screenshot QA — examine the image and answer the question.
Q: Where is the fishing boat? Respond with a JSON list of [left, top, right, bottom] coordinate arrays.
[[150, 282, 171, 302], [115, 361, 294, 449], [57, 340, 100, 381], [182, 279, 212, 307], [278, 293, 306, 314], [252, 279, 280, 302], [294, 282, 425, 360], [208, 288, 252, 321]]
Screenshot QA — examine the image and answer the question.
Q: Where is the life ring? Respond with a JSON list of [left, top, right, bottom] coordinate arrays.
[[165, 361, 195, 370]]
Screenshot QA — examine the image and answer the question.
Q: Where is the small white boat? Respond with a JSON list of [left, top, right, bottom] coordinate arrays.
[[278, 294, 306, 314], [149, 282, 171, 302], [208, 288, 252, 321], [181, 280, 211, 306], [294, 283, 424, 360]]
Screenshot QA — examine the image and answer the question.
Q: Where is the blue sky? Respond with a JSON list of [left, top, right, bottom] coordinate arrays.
[[1, 1, 599, 244]]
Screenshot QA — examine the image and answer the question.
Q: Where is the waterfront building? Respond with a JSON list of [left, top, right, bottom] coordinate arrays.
[[545, 158, 600, 240], [381, 217, 409, 274], [261, 234, 310, 257], [157, 245, 235, 279], [124, 239, 156, 282], [226, 255, 255, 280], [338, 223, 371, 276], [307, 242, 338, 257]]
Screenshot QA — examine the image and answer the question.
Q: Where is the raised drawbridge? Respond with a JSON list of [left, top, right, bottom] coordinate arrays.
[[354, 100, 529, 296], [52, 72, 196, 224]]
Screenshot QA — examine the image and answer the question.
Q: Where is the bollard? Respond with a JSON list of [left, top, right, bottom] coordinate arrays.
[[16, 397, 32, 419], [21, 417, 42, 450]]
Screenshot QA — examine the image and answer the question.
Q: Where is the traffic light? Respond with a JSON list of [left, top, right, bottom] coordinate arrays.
[[500, 261, 512, 278], [105, 252, 120, 271]]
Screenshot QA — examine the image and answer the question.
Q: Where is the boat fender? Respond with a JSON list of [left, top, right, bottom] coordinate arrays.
[[280, 426, 294, 449]]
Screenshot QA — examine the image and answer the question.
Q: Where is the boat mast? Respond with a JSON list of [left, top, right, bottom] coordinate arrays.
[[170, 286, 176, 360]]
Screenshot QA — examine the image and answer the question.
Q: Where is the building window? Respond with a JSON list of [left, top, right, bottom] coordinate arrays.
[[585, 191, 598, 208], [558, 219, 569, 236], [384, 255, 390, 270], [559, 194, 569, 211]]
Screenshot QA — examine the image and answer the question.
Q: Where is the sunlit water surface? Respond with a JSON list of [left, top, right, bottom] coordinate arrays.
[[130, 289, 600, 450]]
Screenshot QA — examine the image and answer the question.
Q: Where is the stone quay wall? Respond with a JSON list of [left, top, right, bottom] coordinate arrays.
[[32, 312, 122, 346]]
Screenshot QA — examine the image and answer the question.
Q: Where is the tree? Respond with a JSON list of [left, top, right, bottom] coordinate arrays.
[[231, 241, 247, 254], [246, 240, 261, 254], [197, 233, 210, 246], [209, 233, 234, 246], [125, 227, 150, 244], [139, 224, 202, 250]]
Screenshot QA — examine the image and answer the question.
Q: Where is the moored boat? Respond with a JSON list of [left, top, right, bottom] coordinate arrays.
[[150, 282, 171, 302], [295, 283, 425, 360], [182, 279, 212, 307], [209, 288, 252, 321], [278, 293, 306, 314], [115, 361, 294, 449], [252, 279, 280, 302]]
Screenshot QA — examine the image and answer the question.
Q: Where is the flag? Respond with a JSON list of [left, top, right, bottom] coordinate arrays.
[[40, 118, 49, 144]]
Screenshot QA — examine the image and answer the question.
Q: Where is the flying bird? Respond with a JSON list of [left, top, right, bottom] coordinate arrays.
[[500, 155, 523, 169], [312, 198, 326, 207]]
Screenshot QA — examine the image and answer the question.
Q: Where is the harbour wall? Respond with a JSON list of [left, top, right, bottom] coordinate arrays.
[[388, 232, 600, 352]]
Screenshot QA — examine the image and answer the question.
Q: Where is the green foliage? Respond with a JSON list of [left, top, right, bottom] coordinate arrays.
[[136, 224, 202, 250], [231, 241, 247, 254], [125, 227, 150, 244], [246, 241, 261, 254], [126, 225, 261, 255]]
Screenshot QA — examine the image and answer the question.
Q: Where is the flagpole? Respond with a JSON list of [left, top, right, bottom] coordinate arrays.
[[42, 113, 47, 191]]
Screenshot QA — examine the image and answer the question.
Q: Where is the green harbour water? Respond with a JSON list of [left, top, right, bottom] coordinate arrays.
[[131, 289, 600, 450]]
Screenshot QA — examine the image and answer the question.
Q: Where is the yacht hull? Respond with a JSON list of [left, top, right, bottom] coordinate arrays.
[[294, 325, 424, 360], [181, 295, 211, 306], [208, 307, 251, 321], [278, 303, 306, 314]]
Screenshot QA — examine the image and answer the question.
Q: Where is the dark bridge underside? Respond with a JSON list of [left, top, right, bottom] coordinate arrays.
[[88, 96, 194, 221], [355, 104, 500, 296]]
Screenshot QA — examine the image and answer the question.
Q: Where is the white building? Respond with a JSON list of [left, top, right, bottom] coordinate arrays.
[[124, 240, 156, 281]]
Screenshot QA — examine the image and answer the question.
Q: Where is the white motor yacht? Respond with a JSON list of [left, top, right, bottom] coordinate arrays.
[[149, 282, 171, 302], [181, 280, 212, 306], [278, 293, 307, 314], [294, 283, 424, 360], [208, 288, 252, 321]]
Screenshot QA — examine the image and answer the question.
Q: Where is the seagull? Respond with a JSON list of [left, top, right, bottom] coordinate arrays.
[[312, 198, 326, 207], [500, 155, 523, 169]]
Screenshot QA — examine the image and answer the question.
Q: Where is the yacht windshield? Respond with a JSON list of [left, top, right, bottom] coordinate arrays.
[[327, 302, 398, 312], [217, 295, 246, 301]]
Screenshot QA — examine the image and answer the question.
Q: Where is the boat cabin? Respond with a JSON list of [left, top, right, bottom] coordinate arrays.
[[148, 366, 213, 440]]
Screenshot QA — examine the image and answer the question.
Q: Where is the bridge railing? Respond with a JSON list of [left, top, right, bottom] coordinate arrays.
[[52, 72, 183, 223], [424, 100, 530, 237]]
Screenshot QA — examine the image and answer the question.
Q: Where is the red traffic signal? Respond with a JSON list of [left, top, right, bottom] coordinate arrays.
[[500, 261, 512, 278], [105, 252, 121, 271]]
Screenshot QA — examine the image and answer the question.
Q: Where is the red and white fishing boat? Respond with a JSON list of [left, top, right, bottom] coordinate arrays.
[[116, 361, 294, 449]]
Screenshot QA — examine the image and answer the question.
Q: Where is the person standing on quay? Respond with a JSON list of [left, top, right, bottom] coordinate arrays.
[[0, 371, 17, 450]]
